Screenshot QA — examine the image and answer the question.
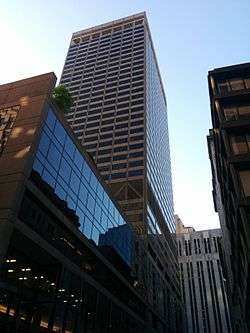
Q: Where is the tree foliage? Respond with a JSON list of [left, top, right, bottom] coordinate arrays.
[[53, 85, 73, 114]]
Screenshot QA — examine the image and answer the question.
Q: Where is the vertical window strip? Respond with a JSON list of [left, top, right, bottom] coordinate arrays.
[[187, 262, 196, 332], [216, 259, 231, 332], [200, 261, 211, 333], [207, 260, 219, 333], [197, 261, 207, 333], [210, 261, 223, 332], [190, 262, 199, 332]]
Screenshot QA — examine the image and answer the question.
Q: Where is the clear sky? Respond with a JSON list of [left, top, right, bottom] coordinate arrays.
[[1, 0, 250, 230]]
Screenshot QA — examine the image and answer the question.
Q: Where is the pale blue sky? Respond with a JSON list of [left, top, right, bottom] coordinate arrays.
[[1, 0, 250, 230]]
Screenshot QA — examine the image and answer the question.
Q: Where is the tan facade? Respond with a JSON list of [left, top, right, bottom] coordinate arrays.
[[0, 73, 56, 263]]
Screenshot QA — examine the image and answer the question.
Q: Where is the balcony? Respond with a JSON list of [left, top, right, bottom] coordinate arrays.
[[217, 77, 250, 97]]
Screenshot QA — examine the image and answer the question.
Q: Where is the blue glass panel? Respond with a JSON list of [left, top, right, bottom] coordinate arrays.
[[82, 161, 91, 182], [103, 192, 110, 210], [32, 108, 135, 266], [91, 226, 99, 244], [47, 143, 61, 170], [68, 188, 77, 204], [38, 132, 50, 156], [54, 121, 66, 146], [42, 169, 56, 188], [65, 136, 75, 159], [79, 183, 88, 205], [94, 204, 102, 224], [44, 160, 57, 178], [70, 171, 80, 194], [55, 183, 67, 201], [87, 194, 95, 214], [67, 195, 76, 210], [57, 175, 69, 193], [100, 211, 108, 229], [96, 183, 104, 201], [74, 150, 84, 171], [76, 206, 85, 227], [59, 158, 71, 183], [84, 217, 92, 238], [107, 218, 114, 229], [110, 202, 115, 218], [89, 171, 98, 191], [36, 151, 46, 164], [46, 110, 56, 131]]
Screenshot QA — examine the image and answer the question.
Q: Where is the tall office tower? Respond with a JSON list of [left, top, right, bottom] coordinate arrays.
[[176, 216, 231, 333], [60, 12, 182, 332], [207, 63, 250, 332], [0, 73, 170, 333]]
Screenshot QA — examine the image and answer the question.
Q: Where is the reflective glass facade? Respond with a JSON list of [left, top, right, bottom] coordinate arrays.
[[145, 31, 174, 234], [32, 109, 134, 266], [0, 72, 168, 333]]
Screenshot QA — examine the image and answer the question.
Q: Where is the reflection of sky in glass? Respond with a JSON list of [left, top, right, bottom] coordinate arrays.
[[32, 108, 133, 266], [145, 31, 175, 234]]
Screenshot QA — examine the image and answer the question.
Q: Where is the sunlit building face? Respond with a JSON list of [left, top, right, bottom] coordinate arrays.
[[60, 12, 180, 325]]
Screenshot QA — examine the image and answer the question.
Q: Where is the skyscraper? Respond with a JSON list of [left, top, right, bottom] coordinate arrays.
[[207, 63, 250, 332], [176, 216, 231, 333], [60, 12, 182, 331]]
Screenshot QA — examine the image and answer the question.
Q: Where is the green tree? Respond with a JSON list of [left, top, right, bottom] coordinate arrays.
[[53, 85, 73, 114]]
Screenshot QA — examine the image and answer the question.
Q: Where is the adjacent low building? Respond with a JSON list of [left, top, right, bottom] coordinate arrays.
[[176, 216, 231, 333], [0, 73, 166, 333]]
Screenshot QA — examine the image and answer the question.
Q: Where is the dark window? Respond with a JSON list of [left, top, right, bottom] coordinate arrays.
[[129, 143, 143, 150], [85, 129, 98, 136], [101, 119, 114, 126], [114, 138, 127, 144], [128, 169, 143, 177], [101, 126, 113, 132], [98, 149, 111, 155], [130, 135, 143, 142], [129, 160, 143, 167], [102, 112, 115, 119], [84, 143, 97, 150], [129, 151, 143, 158], [100, 133, 113, 140], [99, 141, 112, 147], [114, 146, 127, 153], [84, 136, 97, 143], [112, 163, 127, 170], [115, 130, 128, 137], [131, 113, 143, 120], [97, 156, 110, 164], [86, 122, 99, 128], [115, 123, 128, 130], [111, 172, 127, 179], [113, 154, 127, 161], [130, 127, 143, 134]]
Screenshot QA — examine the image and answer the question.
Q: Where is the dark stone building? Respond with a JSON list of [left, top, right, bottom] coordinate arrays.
[[60, 12, 182, 330], [207, 63, 250, 332], [0, 73, 169, 332]]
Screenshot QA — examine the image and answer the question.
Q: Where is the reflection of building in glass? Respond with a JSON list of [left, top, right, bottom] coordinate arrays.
[[99, 224, 134, 267], [207, 63, 250, 332], [60, 12, 181, 330], [0, 73, 164, 333], [176, 216, 231, 333]]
